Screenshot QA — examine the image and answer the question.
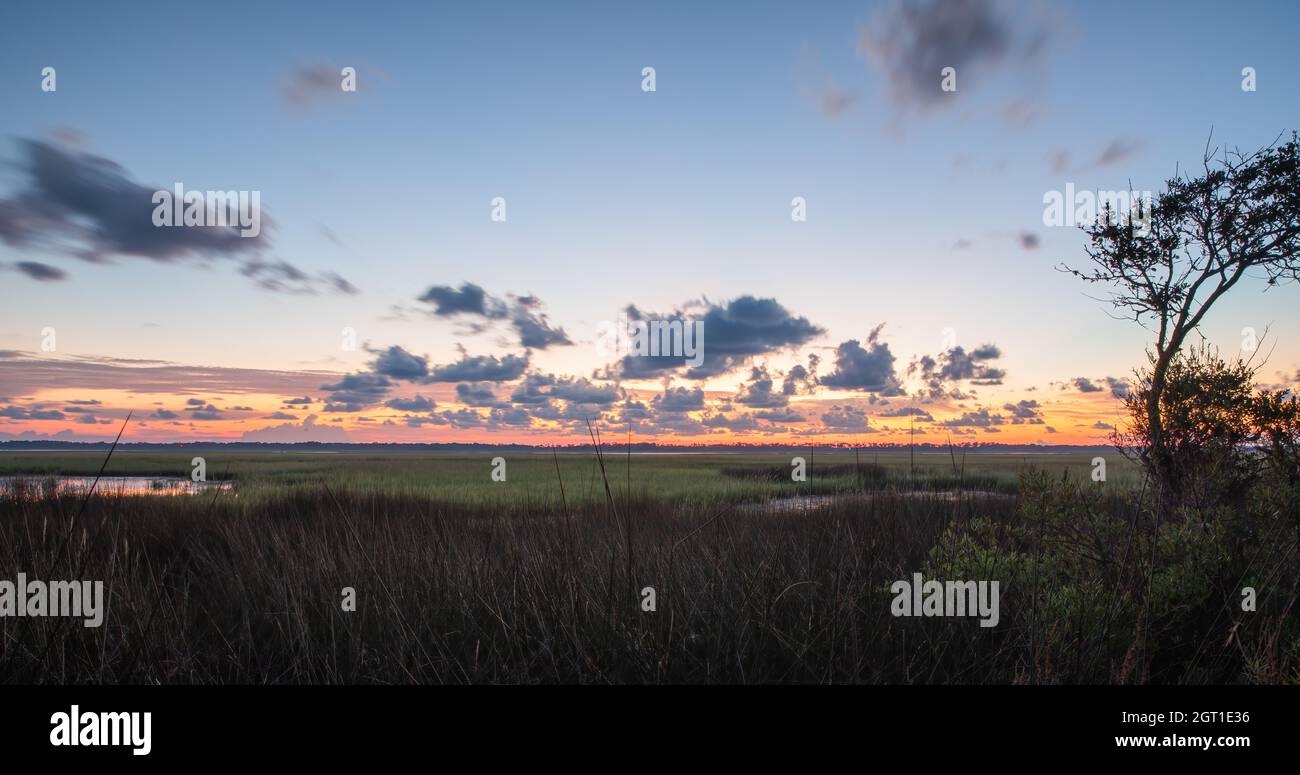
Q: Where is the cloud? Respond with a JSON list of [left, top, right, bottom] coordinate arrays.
[[821, 325, 904, 394], [369, 345, 430, 380], [800, 44, 857, 119], [1096, 138, 1143, 167], [424, 352, 529, 383], [0, 350, 338, 398], [7, 261, 66, 281], [418, 282, 505, 318], [1072, 377, 1103, 393], [455, 382, 505, 408], [617, 296, 823, 380], [654, 386, 706, 412], [821, 404, 871, 431], [283, 63, 355, 108], [416, 283, 571, 349], [1002, 399, 1045, 424], [878, 406, 935, 422], [241, 414, 351, 442], [941, 407, 1005, 427], [1045, 148, 1071, 174], [320, 372, 394, 412], [384, 395, 435, 412], [0, 405, 66, 421], [754, 408, 805, 424], [0, 139, 355, 293], [859, 0, 1055, 114], [735, 366, 789, 408], [911, 343, 1005, 398], [188, 403, 224, 420], [547, 377, 619, 405], [1018, 231, 1040, 250]]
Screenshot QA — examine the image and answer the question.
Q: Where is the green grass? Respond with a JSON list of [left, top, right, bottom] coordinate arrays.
[[0, 450, 1144, 505], [0, 447, 1291, 685]]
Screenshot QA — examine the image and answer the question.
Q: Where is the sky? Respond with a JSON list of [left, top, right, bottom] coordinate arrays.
[[1, 0, 1298, 445]]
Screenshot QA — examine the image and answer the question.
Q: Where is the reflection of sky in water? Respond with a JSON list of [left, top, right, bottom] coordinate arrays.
[[0, 476, 234, 497]]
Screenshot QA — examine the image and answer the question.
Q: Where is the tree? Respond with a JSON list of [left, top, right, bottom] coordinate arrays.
[[1117, 346, 1262, 512], [1064, 133, 1300, 515]]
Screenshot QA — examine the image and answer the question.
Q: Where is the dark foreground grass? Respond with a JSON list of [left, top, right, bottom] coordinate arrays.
[[1, 469, 1294, 684]]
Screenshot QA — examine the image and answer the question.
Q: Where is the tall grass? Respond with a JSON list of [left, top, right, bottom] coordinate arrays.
[[1, 459, 1292, 684]]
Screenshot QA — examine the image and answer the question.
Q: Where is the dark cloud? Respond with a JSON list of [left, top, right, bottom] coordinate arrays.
[[701, 412, 763, 433], [878, 406, 935, 422], [654, 386, 706, 412], [783, 359, 819, 395], [264, 411, 299, 420], [418, 283, 505, 318], [369, 345, 430, 381], [547, 377, 619, 405], [821, 404, 871, 431], [509, 373, 555, 404], [416, 284, 571, 349], [0, 405, 65, 421], [9, 261, 66, 281], [616, 296, 823, 380], [735, 366, 789, 408], [189, 404, 224, 420], [384, 395, 435, 412], [1002, 399, 1045, 424], [320, 372, 394, 412], [941, 407, 1005, 427], [455, 382, 505, 408], [820, 325, 904, 394], [1073, 377, 1103, 393], [754, 408, 805, 424], [0, 139, 355, 293], [911, 343, 1005, 398], [1104, 377, 1130, 399], [1018, 231, 1040, 250], [859, 0, 1055, 113], [424, 352, 529, 383]]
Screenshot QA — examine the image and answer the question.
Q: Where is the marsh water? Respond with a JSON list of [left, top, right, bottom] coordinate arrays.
[[746, 490, 1014, 514], [0, 476, 234, 497]]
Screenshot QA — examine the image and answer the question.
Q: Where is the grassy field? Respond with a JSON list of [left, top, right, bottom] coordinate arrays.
[[0, 448, 1291, 685], [0, 449, 1144, 504]]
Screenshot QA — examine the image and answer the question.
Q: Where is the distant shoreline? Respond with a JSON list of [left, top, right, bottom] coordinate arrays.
[[0, 440, 1120, 454]]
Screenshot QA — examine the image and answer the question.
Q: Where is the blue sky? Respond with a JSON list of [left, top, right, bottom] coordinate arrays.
[[1, 0, 1298, 443]]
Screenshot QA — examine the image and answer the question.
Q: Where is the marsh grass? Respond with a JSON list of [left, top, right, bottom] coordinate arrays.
[[0, 450, 1289, 684]]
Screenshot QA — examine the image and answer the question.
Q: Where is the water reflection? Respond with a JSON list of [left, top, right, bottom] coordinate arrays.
[[0, 476, 234, 498]]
